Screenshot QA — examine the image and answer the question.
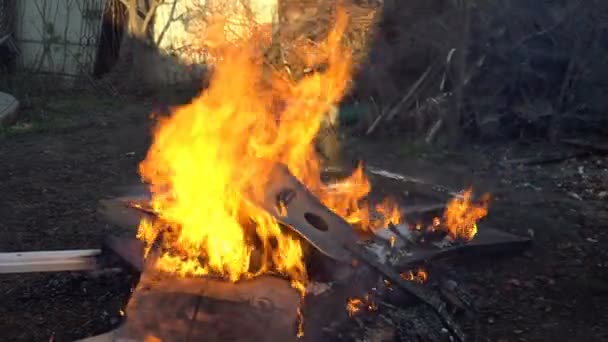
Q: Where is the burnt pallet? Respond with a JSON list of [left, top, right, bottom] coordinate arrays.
[[99, 193, 530, 270]]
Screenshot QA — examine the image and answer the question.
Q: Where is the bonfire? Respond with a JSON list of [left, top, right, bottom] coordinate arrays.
[[133, 7, 490, 338]]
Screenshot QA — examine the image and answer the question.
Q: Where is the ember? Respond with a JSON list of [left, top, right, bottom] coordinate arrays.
[[346, 298, 363, 317], [400, 268, 428, 284], [346, 294, 377, 317]]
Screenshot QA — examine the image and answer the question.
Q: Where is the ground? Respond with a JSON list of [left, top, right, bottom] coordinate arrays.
[[0, 93, 606, 341]]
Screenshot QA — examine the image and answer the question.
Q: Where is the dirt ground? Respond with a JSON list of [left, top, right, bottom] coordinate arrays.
[[0, 93, 606, 341]]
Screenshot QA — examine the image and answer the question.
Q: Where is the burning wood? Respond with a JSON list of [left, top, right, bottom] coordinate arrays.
[[93, 185, 531, 341], [346, 294, 377, 318], [130, 6, 413, 303], [136, 7, 347, 289], [118, 269, 301, 342], [400, 268, 428, 284], [442, 189, 491, 242]]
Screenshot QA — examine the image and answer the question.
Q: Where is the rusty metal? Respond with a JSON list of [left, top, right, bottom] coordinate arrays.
[[258, 164, 360, 263]]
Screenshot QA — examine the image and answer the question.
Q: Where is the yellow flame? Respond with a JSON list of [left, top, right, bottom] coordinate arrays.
[[443, 189, 490, 241], [322, 166, 402, 231], [136, 7, 400, 294]]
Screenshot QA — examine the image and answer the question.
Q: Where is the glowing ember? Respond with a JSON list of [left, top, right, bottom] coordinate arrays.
[[400, 268, 428, 283], [443, 189, 490, 241], [346, 298, 363, 317], [346, 294, 377, 317], [417, 269, 428, 283], [389, 235, 397, 248], [297, 307, 305, 337], [136, 7, 401, 292]]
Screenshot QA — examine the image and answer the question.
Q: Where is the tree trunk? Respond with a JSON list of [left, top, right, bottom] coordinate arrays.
[[108, 0, 162, 90]]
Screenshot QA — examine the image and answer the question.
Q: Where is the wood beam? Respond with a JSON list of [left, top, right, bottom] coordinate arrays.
[[0, 249, 100, 274]]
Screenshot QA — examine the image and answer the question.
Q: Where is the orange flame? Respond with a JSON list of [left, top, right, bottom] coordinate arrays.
[[346, 294, 377, 317], [400, 268, 428, 284], [136, 8, 400, 291], [443, 189, 490, 241], [346, 298, 363, 317], [322, 167, 402, 231]]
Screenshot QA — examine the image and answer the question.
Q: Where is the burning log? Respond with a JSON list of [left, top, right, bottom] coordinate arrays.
[[117, 270, 301, 341]]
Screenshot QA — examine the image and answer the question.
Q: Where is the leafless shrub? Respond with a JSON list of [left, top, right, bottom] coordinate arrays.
[[346, 0, 608, 141]]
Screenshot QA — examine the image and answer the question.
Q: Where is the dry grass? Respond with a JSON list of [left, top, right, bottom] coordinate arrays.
[[266, 0, 379, 81]]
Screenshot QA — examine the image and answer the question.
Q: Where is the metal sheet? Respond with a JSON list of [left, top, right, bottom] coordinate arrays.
[[258, 164, 360, 263]]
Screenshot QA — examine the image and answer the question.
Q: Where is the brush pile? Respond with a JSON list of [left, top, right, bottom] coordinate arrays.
[[266, 0, 379, 80]]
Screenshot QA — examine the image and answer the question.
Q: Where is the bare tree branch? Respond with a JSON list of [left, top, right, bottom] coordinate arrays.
[[142, 0, 165, 34]]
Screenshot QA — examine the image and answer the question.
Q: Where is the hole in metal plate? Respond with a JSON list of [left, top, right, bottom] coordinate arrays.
[[304, 212, 329, 231]]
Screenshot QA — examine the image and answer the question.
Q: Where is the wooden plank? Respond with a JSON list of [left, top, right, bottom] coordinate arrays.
[[116, 270, 301, 342], [0, 249, 99, 274]]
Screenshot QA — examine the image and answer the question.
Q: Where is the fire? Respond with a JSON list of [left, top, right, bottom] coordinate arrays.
[[322, 166, 401, 231], [400, 268, 428, 283], [136, 7, 399, 290], [346, 298, 363, 317], [346, 294, 377, 317], [443, 189, 490, 241], [373, 197, 402, 229]]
